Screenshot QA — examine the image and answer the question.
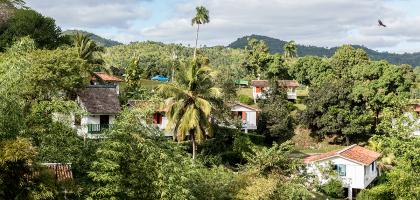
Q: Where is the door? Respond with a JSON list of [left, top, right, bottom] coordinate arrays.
[[100, 115, 109, 125]]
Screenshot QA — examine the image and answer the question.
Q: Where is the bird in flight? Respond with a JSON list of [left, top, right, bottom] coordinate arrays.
[[378, 19, 387, 27]]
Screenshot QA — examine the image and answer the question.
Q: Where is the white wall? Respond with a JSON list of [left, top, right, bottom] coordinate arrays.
[[77, 114, 116, 138], [252, 86, 297, 100], [307, 156, 376, 189], [231, 105, 258, 130]]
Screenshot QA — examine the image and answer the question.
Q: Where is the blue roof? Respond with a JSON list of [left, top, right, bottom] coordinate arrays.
[[151, 75, 169, 82]]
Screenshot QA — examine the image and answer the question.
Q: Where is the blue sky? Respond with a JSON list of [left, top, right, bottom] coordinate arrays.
[[26, 0, 420, 53]]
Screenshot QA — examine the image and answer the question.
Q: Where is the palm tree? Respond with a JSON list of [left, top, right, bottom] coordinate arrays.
[[191, 6, 210, 58], [157, 57, 221, 159], [283, 40, 297, 59], [73, 33, 105, 67]]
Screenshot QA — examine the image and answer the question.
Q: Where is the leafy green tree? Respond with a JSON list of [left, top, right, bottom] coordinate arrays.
[[258, 81, 295, 142], [299, 77, 373, 143], [89, 109, 192, 200], [266, 53, 289, 79], [288, 56, 332, 86], [283, 40, 297, 59], [359, 110, 420, 200], [157, 56, 221, 159], [0, 9, 67, 51], [242, 38, 272, 77], [191, 6, 209, 58]]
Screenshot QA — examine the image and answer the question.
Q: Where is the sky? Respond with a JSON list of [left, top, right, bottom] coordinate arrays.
[[26, 0, 420, 53]]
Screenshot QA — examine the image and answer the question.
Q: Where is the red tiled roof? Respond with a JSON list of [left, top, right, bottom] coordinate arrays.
[[415, 104, 420, 112], [304, 145, 381, 165], [43, 163, 73, 181], [250, 80, 299, 88], [92, 72, 122, 82]]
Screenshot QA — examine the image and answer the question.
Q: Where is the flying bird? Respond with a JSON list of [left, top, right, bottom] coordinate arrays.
[[378, 19, 387, 27]]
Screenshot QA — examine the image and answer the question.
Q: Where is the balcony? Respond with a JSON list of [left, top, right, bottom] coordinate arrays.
[[87, 124, 113, 134]]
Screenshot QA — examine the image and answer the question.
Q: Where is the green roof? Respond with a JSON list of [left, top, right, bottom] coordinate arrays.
[[235, 80, 249, 85]]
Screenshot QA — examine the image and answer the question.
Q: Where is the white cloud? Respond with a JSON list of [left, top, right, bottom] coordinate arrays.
[[26, 0, 151, 28], [139, 0, 420, 52]]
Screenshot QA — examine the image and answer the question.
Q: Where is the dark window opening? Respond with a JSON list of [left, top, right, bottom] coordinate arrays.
[[100, 115, 110, 125]]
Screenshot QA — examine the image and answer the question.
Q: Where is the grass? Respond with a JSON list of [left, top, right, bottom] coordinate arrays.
[[292, 127, 344, 154], [297, 87, 309, 97], [139, 79, 163, 89], [294, 103, 306, 111], [237, 87, 253, 98]]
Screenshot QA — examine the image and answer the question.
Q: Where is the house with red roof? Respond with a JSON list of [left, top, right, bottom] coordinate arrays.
[[304, 144, 381, 199], [251, 80, 299, 101], [90, 72, 123, 94]]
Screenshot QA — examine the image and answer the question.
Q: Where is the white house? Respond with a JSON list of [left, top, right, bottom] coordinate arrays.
[[230, 103, 260, 131], [90, 72, 123, 94], [251, 80, 299, 101], [304, 145, 381, 199], [75, 85, 121, 139]]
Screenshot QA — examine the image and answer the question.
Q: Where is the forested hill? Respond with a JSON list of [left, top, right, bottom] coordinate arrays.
[[62, 30, 122, 47], [228, 35, 420, 67]]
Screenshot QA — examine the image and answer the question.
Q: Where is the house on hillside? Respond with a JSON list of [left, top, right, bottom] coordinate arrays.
[[75, 86, 121, 139], [251, 80, 299, 101], [128, 100, 260, 136], [230, 103, 260, 132], [90, 72, 123, 94], [304, 145, 381, 199]]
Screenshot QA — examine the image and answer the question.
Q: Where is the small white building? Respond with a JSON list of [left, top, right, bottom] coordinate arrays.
[[75, 86, 121, 139], [251, 80, 299, 101], [230, 103, 260, 131], [304, 145, 381, 199]]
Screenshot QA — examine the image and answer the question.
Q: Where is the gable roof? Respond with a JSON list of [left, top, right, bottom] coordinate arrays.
[[77, 86, 121, 114], [304, 144, 381, 166], [230, 102, 261, 111], [251, 80, 299, 88], [43, 163, 73, 181], [92, 72, 122, 82]]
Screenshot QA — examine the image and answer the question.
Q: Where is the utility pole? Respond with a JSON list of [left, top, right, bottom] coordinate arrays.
[[171, 51, 178, 82]]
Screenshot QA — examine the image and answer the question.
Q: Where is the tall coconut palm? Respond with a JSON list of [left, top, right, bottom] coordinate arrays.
[[283, 40, 297, 59], [73, 32, 105, 67], [191, 6, 210, 58], [157, 57, 221, 159]]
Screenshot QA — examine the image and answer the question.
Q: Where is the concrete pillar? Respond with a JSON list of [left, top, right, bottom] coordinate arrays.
[[348, 187, 353, 200]]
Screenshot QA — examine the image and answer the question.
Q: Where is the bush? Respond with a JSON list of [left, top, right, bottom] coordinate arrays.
[[357, 184, 393, 200], [239, 94, 254, 105], [318, 179, 344, 198]]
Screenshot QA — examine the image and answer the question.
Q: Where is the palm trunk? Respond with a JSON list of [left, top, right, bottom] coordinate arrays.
[[191, 131, 196, 159], [194, 24, 200, 59]]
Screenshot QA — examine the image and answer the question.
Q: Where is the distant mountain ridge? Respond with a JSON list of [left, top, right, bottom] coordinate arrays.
[[62, 30, 122, 47], [228, 35, 420, 67]]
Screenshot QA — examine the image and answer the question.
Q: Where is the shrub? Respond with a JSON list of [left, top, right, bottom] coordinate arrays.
[[357, 184, 393, 200], [318, 179, 344, 198], [239, 94, 254, 105]]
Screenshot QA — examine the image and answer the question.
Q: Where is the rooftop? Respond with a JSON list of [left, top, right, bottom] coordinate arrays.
[[251, 80, 299, 88], [304, 144, 381, 165], [92, 72, 123, 82], [77, 86, 121, 114]]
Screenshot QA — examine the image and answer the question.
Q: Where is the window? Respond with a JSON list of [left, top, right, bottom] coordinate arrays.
[[334, 164, 346, 176], [371, 162, 375, 171]]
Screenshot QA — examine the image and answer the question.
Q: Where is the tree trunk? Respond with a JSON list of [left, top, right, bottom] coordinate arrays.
[[345, 135, 349, 146], [191, 131, 196, 159], [194, 24, 200, 58]]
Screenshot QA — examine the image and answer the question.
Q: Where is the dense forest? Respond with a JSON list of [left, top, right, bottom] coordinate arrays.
[[0, 1, 419, 200], [229, 35, 420, 67]]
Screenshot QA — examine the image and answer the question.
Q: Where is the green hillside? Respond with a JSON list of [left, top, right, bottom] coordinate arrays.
[[228, 34, 420, 67], [62, 29, 122, 47]]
